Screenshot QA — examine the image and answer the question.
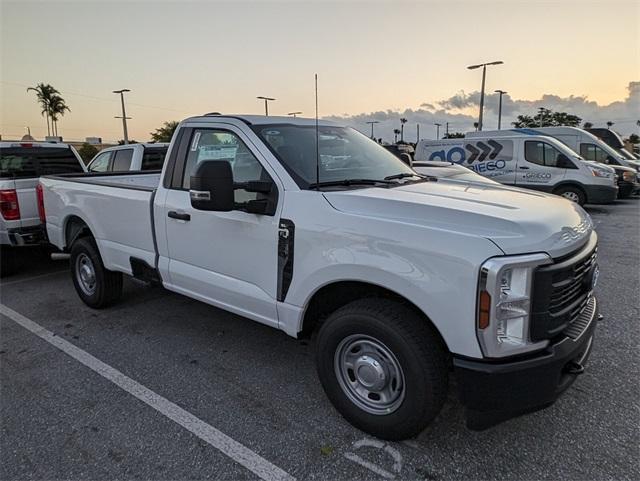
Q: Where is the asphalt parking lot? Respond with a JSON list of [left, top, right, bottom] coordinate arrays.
[[1, 198, 639, 481]]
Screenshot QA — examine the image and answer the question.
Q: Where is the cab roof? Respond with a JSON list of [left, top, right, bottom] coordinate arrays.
[[184, 114, 343, 128]]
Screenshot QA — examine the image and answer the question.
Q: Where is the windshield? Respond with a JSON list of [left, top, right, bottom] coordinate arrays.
[[252, 125, 415, 188]]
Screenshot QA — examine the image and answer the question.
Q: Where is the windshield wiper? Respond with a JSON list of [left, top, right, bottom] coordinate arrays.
[[384, 172, 425, 181], [308, 178, 397, 189]]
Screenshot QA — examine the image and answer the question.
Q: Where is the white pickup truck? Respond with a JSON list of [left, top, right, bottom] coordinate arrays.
[[40, 115, 600, 439]]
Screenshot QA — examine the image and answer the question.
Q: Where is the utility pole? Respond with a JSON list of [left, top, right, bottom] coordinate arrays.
[[416, 124, 420, 143], [257, 96, 276, 116], [445, 122, 449, 137], [113, 89, 131, 144], [494, 90, 507, 129], [434, 123, 442, 139], [467, 61, 503, 131], [366, 120, 380, 139], [287, 111, 302, 118]]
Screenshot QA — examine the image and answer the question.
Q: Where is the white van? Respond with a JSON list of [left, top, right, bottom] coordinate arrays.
[[414, 135, 617, 205], [467, 127, 639, 197]]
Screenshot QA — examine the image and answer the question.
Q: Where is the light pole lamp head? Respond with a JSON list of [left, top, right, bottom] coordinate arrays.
[[113, 89, 130, 94]]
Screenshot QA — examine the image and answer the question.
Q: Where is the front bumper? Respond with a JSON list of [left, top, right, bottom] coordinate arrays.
[[7, 224, 46, 246], [617, 181, 635, 198], [454, 296, 597, 430], [584, 184, 618, 204]]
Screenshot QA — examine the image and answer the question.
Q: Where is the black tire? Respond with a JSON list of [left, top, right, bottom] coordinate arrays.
[[70, 237, 122, 308], [0, 246, 18, 277], [315, 298, 448, 440], [554, 185, 586, 206]]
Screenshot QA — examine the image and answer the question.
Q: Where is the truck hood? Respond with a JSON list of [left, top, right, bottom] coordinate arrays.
[[323, 180, 593, 257]]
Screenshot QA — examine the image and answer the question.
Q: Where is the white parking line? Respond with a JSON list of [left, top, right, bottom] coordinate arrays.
[[0, 303, 296, 481]]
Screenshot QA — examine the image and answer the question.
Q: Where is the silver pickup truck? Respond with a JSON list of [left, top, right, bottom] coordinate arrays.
[[0, 141, 85, 275]]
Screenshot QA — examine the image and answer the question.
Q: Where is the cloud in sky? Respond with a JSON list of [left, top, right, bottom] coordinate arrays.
[[328, 81, 640, 143]]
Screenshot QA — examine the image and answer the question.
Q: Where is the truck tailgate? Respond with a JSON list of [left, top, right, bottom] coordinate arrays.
[[42, 173, 159, 274]]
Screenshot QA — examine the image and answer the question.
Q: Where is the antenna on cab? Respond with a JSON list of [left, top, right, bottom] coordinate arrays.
[[315, 73, 320, 187]]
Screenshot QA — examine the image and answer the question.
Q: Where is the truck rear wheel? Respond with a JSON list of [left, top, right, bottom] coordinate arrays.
[[554, 185, 586, 205], [70, 237, 122, 308], [315, 298, 448, 440]]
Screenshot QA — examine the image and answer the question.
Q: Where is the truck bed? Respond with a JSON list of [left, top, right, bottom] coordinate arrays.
[[41, 171, 161, 274]]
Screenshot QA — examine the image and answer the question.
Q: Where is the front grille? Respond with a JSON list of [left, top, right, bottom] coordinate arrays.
[[530, 236, 597, 342]]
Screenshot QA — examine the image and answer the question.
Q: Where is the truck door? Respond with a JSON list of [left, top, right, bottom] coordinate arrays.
[[162, 125, 281, 328], [516, 140, 566, 191]]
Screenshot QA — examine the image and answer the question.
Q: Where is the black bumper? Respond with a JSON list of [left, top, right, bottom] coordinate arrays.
[[584, 184, 618, 204], [617, 181, 635, 198], [8, 224, 46, 246], [454, 297, 597, 430]]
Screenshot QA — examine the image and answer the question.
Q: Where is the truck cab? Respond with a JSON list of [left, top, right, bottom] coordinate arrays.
[[87, 143, 169, 172]]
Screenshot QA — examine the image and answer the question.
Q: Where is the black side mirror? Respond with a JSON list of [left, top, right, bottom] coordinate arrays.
[[190, 161, 234, 211], [556, 154, 574, 169]]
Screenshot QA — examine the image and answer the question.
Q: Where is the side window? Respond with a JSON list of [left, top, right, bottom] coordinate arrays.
[[524, 141, 545, 165], [580, 143, 609, 163], [182, 129, 271, 204], [525, 141, 563, 167], [89, 152, 112, 172], [112, 149, 134, 171], [141, 148, 167, 170]]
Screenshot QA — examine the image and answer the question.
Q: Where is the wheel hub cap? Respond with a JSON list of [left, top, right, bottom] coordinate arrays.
[[334, 335, 406, 415], [354, 355, 387, 390], [76, 253, 96, 295]]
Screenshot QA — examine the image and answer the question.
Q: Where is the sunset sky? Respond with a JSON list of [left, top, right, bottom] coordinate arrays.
[[1, 0, 638, 142]]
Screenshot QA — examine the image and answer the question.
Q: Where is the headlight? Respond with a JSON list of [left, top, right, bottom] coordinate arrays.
[[477, 253, 552, 358], [622, 171, 635, 182], [587, 166, 612, 178]]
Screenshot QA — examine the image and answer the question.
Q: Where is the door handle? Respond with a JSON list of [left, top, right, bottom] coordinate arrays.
[[168, 211, 191, 221], [519, 166, 530, 170]]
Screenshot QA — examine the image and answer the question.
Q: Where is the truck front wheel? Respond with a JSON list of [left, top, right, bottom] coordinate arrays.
[[315, 298, 448, 440], [70, 237, 122, 308]]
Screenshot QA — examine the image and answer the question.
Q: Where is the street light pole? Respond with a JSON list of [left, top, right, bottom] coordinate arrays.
[[445, 122, 449, 137], [494, 90, 507, 129], [366, 121, 380, 139], [434, 123, 442, 139], [467, 60, 503, 131], [257, 96, 276, 116], [287, 111, 302, 118], [113, 89, 131, 144]]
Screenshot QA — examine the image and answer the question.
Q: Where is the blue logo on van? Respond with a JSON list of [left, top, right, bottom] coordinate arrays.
[[426, 139, 513, 175]]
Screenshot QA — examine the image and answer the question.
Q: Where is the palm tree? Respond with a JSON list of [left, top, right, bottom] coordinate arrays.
[[606, 121, 614, 130], [27, 83, 60, 136], [399, 118, 407, 143], [583, 122, 593, 129], [393, 129, 401, 143], [48, 95, 70, 137]]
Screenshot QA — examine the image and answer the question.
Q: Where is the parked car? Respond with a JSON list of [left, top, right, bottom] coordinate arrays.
[[87, 143, 169, 172], [40, 115, 600, 440], [414, 135, 617, 205], [0, 141, 85, 276], [467, 127, 639, 198]]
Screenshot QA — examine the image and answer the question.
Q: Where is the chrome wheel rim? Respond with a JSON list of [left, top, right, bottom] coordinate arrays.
[[334, 334, 405, 415], [75, 253, 97, 296], [561, 191, 580, 203]]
